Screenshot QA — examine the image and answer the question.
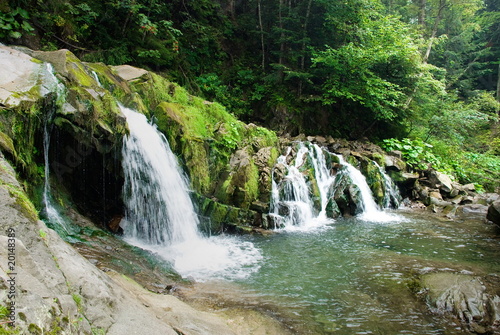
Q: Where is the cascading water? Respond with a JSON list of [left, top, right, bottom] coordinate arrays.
[[40, 63, 74, 234], [270, 142, 338, 230], [91, 71, 102, 87], [334, 154, 397, 221], [120, 105, 261, 280], [374, 161, 402, 209], [271, 142, 400, 228], [270, 145, 317, 228], [120, 105, 200, 244]]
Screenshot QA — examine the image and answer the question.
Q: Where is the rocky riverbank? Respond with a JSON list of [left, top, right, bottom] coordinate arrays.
[[0, 150, 293, 334]]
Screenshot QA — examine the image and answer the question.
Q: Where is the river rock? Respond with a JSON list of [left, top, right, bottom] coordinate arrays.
[[486, 200, 500, 227], [384, 154, 406, 171], [421, 272, 500, 333], [428, 170, 454, 193], [462, 183, 476, 193]]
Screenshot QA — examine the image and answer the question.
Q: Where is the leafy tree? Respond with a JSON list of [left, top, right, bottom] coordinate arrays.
[[311, 11, 431, 137]]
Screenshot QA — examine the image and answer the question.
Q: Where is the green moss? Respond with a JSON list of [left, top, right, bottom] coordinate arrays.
[[182, 140, 211, 193], [72, 293, 83, 313], [30, 58, 43, 64], [17, 313, 26, 322], [0, 131, 15, 155], [4, 183, 39, 221], [3, 102, 43, 179], [361, 159, 385, 205], [215, 177, 233, 204], [86, 62, 131, 99], [242, 161, 260, 208], [346, 155, 359, 167], [244, 124, 278, 149], [268, 147, 280, 166], [64, 87, 126, 146], [28, 324, 42, 335], [370, 152, 385, 167], [66, 52, 95, 87], [91, 327, 106, 335]]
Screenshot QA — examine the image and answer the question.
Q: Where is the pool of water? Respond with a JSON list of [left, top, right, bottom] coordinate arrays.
[[217, 210, 500, 334]]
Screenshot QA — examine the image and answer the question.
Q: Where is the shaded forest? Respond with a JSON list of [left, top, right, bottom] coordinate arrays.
[[1, 0, 499, 189]]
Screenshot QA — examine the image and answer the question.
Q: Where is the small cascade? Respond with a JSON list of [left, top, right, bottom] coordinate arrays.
[[40, 64, 74, 234], [270, 142, 336, 229], [335, 154, 380, 214], [374, 161, 402, 209], [271, 142, 400, 227], [91, 71, 102, 87], [120, 105, 261, 281], [334, 154, 394, 221], [270, 145, 316, 228]]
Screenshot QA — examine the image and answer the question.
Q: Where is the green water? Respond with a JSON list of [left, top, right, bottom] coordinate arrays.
[[233, 210, 500, 334]]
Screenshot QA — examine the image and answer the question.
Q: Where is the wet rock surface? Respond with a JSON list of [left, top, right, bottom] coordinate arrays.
[[487, 200, 500, 227], [420, 272, 500, 334]]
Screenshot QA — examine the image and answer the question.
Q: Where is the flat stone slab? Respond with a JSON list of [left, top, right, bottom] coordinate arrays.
[[112, 65, 149, 81], [0, 45, 42, 107]]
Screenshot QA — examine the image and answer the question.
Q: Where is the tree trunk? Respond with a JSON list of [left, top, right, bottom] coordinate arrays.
[[418, 0, 426, 27], [258, 0, 265, 70], [497, 62, 500, 104], [423, 0, 446, 63], [228, 0, 236, 20], [298, 0, 313, 97], [279, 0, 285, 66], [274, 0, 287, 82]]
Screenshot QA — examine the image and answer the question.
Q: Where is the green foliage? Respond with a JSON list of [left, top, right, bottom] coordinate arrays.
[[0, 6, 34, 40], [312, 14, 424, 123], [383, 137, 500, 192], [382, 138, 442, 171], [0, 305, 8, 320], [5, 0, 499, 155], [460, 152, 500, 191]]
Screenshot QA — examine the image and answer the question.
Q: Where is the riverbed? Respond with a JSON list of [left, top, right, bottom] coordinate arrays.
[[176, 209, 500, 334]]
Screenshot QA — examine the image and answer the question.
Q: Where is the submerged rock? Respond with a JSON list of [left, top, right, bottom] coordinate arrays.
[[420, 272, 500, 333]]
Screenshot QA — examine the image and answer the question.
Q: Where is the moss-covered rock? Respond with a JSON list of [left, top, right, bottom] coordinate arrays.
[[194, 194, 259, 235], [2, 44, 282, 232], [360, 158, 385, 206], [117, 68, 280, 214]]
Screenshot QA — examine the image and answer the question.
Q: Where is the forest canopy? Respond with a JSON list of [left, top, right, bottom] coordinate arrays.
[[1, 0, 499, 190]]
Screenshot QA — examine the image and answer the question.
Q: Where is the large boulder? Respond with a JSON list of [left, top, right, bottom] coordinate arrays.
[[487, 200, 500, 227], [428, 170, 454, 194], [420, 272, 500, 334]]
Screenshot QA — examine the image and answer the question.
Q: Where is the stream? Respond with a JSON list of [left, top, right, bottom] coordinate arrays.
[[44, 105, 499, 334], [113, 107, 499, 334], [184, 210, 500, 334]]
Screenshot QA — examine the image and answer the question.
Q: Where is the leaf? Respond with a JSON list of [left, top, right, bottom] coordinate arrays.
[[9, 31, 22, 39]]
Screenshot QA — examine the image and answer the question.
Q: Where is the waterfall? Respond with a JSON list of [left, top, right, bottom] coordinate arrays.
[[91, 71, 102, 87], [271, 142, 400, 228], [335, 154, 380, 214], [120, 106, 261, 280], [120, 105, 200, 244], [40, 63, 74, 234], [270, 145, 316, 227], [374, 161, 402, 209], [270, 143, 336, 230]]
